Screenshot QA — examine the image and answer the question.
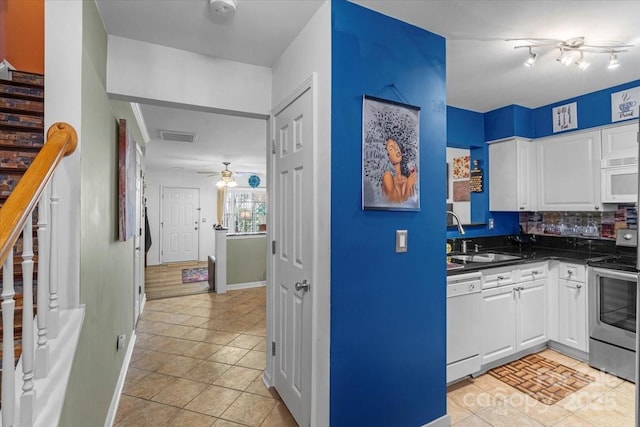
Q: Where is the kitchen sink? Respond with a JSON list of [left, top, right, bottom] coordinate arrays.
[[450, 252, 521, 263]]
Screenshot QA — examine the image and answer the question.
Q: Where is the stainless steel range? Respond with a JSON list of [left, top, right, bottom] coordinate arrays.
[[587, 229, 638, 382]]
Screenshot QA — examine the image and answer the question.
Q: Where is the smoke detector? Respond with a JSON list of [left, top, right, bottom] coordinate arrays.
[[209, 0, 238, 15]]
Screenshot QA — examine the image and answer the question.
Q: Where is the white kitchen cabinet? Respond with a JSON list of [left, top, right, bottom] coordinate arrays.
[[489, 138, 537, 211], [601, 122, 639, 161], [481, 264, 548, 364], [482, 283, 518, 364], [517, 278, 547, 350], [557, 263, 588, 352], [601, 122, 638, 204], [536, 130, 602, 211]]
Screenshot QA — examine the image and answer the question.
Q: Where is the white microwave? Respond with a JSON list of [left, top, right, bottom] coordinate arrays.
[[601, 157, 638, 203]]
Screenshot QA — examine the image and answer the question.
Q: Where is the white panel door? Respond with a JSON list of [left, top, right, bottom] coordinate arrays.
[[161, 187, 199, 263], [273, 86, 313, 427]]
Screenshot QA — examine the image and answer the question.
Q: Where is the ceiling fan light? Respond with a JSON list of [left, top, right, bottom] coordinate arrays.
[[216, 180, 226, 188], [227, 180, 238, 188], [576, 53, 590, 70]]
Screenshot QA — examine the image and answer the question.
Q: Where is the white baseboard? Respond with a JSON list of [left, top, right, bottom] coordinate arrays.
[[421, 414, 450, 427], [104, 332, 137, 427], [262, 369, 273, 388], [140, 293, 147, 314], [227, 281, 266, 291]]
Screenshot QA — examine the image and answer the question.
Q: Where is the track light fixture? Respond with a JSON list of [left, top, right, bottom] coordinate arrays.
[[509, 36, 632, 71], [523, 47, 537, 67]]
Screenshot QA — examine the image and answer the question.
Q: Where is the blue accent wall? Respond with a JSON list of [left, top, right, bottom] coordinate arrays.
[[331, 1, 446, 425], [533, 79, 640, 137], [446, 107, 520, 239]]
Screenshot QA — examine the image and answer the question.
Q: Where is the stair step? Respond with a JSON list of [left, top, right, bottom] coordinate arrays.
[[0, 129, 45, 150], [0, 172, 22, 197], [10, 71, 44, 87], [0, 150, 37, 170], [0, 96, 44, 115], [0, 82, 44, 101], [0, 112, 44, 131]]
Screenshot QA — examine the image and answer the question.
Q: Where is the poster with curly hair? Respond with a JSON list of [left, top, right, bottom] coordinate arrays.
[[362, 95, 420, 210]]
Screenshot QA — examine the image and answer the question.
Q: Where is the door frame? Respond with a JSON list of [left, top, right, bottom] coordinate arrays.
[[158, 186, 201, 264], [265, 73, 331, 426], [133, 144, 145, 324]]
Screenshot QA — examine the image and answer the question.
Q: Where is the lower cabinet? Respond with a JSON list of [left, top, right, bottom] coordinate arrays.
[[482, 277, 547, 364], [557, 263, 588, 352]]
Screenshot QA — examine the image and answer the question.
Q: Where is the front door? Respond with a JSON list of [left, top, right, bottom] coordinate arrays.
[[272, 85, 313, 426], [161, 187, 200, 263]]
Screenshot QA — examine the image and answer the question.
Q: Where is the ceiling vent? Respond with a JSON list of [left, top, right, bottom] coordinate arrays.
[[158, 130, 198, 143]]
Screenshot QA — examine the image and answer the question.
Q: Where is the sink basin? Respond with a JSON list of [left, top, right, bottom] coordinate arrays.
[[450, 252, 521, 263]]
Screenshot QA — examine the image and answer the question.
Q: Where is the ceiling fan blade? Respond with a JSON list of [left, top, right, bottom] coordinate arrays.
[[197, 171, 220, 175]]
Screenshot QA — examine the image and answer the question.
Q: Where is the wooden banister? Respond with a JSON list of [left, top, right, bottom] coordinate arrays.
[[0, 122, 77, 267]]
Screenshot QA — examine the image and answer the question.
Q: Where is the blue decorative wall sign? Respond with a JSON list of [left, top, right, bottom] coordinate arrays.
[[248, 175, 260, 188]]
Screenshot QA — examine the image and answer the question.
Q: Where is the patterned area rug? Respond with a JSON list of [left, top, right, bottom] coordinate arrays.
[[181, 267, 208, 284], [488, 353, 594, 405]]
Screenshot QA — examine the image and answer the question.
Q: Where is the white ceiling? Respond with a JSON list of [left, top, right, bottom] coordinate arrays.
[[97, 0, 640, 174]]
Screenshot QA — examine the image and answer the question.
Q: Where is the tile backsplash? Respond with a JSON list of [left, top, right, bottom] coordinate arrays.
[[519, 206, 638, 240]]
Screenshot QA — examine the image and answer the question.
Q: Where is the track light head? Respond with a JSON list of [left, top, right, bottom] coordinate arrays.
[[523, 47, 537, 67], [576, 52, 590, 71], [608, 53, 620, 70]]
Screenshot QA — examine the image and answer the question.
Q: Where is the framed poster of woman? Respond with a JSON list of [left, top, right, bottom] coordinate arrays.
[[362, 95, 420, 211]]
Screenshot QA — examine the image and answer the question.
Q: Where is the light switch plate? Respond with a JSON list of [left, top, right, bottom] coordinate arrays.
[[396, 230, 408, 253]]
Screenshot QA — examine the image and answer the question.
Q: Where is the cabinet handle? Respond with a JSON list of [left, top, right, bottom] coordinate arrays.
[[498, 276, 505, 280], [595, 206, 600, 210], [576, 284, 582, 289], [532, 271, 539, 275], [519, 206, 525, 210], [567, 270, 574, 277]]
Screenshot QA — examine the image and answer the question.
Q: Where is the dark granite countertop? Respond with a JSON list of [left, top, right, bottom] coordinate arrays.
[[446, 246, 612, 276]]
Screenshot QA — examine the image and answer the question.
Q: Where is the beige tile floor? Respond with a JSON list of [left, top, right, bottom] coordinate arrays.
[[114, 287, 298, 427], [118, 283, 635, 426], [449, 348, 636, 426]]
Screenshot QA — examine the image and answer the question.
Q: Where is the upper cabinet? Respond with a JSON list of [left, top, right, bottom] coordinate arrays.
[[536, 130, 602, 211], [489, 138, 536, 212], [601, 122, 638, 162], [600, 123, 638, 204]]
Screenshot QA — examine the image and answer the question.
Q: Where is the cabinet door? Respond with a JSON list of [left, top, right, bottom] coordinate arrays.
[[558, 278, 587, 352], [537, 131, 602, 211], [482, 285, 517, 364], [489, 138, 536, 211], [601, 123, 639, 162], [517, 278, 547, 350]]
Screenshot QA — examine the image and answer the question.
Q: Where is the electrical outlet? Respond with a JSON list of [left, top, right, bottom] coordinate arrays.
[[488, 218, 495, 229], [117, 334, 126, 351]]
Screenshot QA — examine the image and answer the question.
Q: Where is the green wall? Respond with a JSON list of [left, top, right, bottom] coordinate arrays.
[[60, 1, 142, 424], [227, 236, 267, 285]]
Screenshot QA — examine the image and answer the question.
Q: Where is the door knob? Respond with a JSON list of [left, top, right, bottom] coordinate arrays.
[[295, 279, 310, 292]]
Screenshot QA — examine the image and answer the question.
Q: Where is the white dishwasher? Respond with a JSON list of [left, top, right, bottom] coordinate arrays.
[[447, 271, 482, 383]]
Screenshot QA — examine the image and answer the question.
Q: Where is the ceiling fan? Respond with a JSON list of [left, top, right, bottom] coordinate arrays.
[[197, 162, 258, 187]]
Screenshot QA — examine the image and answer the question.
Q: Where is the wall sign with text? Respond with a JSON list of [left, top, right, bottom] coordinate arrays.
[[611, 87, 640, 122]]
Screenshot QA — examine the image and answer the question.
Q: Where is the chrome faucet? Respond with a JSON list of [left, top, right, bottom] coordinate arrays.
[[446, 210, 465, 236]]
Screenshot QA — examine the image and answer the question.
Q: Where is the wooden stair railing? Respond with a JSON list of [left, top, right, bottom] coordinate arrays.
[[0, 123, 77, 268], [0, 122, 76, 425]]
